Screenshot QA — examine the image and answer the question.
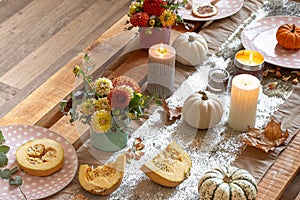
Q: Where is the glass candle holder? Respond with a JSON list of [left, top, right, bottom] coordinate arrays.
[[234, 50, 264, 81], [207, 68, 230, 93]]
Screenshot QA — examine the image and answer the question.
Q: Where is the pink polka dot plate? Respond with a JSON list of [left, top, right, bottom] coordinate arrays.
[[0, 124, 78, 199], [241, 16, 300, 69], [178, 0, 244, 21]]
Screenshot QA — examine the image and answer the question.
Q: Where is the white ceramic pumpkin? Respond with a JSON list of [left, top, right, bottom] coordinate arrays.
[[198, 166, 258, 200], [172, 32, 208, 66], [182, 91, 223, 129]]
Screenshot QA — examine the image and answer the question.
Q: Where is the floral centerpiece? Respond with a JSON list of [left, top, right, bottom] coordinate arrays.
[[61, 54, 151, 152], [126, 0, 191, 48]]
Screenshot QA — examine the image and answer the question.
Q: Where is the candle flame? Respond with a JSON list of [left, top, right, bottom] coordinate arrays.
[[160, 43, 163, 51]]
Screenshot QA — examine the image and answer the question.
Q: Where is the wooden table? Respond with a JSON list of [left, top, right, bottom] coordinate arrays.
[[0, 5, 299, 200]]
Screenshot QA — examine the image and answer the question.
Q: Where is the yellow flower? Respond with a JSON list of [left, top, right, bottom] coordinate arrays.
[[94, 77, 113, 96], [149, 19, 156, 26], [91, 110, 112, 133], [159, 10, 176, 27], [73, 65, 81, 76], [94, 97, 110, 111], [81, 99, 95, 115]]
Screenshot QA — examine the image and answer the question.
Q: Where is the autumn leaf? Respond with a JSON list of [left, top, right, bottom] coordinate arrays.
[[162, 100, 182, 121], [242, 119, 289, 153]]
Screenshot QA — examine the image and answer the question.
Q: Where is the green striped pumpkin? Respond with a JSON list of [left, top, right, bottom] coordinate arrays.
[[198, 166, 257, 200]]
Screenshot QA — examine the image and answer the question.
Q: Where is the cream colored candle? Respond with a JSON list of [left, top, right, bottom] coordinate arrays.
[[147, 43, 176, 97], [228, 74, 260, 131]]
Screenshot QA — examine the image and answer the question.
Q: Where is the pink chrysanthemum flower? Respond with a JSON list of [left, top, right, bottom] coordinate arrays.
[[110, 86, 132, 109], [91, 110, 112, 133], [112, 75, 141, 93]]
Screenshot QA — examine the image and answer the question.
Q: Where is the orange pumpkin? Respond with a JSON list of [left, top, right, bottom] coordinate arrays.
[[276, 23, 300, 50]]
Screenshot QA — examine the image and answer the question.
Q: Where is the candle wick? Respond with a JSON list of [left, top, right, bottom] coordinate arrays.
[[249, 53, 253, 64]]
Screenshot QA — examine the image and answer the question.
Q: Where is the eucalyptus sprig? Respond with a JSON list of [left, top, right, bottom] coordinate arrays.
[[0, 130, 22, 186]]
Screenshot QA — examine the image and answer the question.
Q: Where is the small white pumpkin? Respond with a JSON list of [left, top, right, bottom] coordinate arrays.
[[172, 32, 208, 66], [182, 91, 223, 129], [198, 166, 258, 200]]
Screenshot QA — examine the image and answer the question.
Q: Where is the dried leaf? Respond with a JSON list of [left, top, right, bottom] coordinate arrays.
[[291, 71, 300, 76], [162, 100, 182, 121], [126, 137, 145, 163], [242, 119, 289, 153], [292, 77, 299, 85], [267, 82, 278, 89], [282, 75, 291, 82]]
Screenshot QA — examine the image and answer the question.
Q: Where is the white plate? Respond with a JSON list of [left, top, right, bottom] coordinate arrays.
[[0, 124, 78, 199], [178, 0, 244, 21], [241, 16, 300, 69]]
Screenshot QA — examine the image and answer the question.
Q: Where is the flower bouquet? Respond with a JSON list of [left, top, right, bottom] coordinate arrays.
[[61, 54, 151, 152], [127, 0, 190, 48]]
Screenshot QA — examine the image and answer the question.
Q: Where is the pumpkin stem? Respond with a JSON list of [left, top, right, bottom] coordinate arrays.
[[291, 24, 296, 33], [198, 91, 208, 100], [188, 35, 195, 42], [223, 175, 232, 183]]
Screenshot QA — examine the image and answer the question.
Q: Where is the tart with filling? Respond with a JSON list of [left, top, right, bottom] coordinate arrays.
[[16, 138, 64, 176]]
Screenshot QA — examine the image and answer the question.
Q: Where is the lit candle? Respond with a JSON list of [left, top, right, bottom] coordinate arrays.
[[147, 43, 176, 97], [234, 50, 264, 81], [228, 74, 260, 131]]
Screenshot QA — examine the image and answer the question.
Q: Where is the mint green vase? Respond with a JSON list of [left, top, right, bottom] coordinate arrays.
[[90, 128, 128, 152]]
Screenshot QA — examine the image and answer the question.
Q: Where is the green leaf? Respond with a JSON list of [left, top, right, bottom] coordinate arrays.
[[0, 152, 8, 167], [0, 168, 11, 179], [84, 54, 90, 63], [0, 130, 5, 144], [0, 145, 10, 154], [155, 98, 162, 106], [9, 176, 22, 186], [60, 100, 68, 107]]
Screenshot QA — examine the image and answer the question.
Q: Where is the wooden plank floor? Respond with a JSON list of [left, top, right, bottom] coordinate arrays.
[[0, 0, 129, 118]]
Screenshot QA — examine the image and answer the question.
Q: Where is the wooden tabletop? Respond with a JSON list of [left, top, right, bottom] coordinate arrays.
[[0, 9, 299, 200]]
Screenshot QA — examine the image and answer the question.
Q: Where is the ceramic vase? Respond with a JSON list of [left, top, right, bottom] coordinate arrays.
[[90, 128, 128, 152], [139, 27, 171, 49]]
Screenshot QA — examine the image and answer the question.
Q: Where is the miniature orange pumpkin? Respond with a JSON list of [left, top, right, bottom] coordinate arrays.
[[276, 23, 300, 50]]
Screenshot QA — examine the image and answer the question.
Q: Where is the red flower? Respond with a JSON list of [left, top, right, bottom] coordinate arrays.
[[130, 12, 149, 27], [143, 0, 166, 16]]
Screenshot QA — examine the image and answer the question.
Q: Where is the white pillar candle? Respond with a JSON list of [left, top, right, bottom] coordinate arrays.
[[147, 43, 176, 97], [228, 74, 260, 131]]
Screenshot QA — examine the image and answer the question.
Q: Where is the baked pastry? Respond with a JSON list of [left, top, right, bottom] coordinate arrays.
[[192, 4, 218, 18], [16, 138, 64, 176]]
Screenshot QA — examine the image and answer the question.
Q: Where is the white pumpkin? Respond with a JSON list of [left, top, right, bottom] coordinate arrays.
[[182, 91, 223, 129], [198, 166, 258, 200], [172, 32, 208, 66]]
